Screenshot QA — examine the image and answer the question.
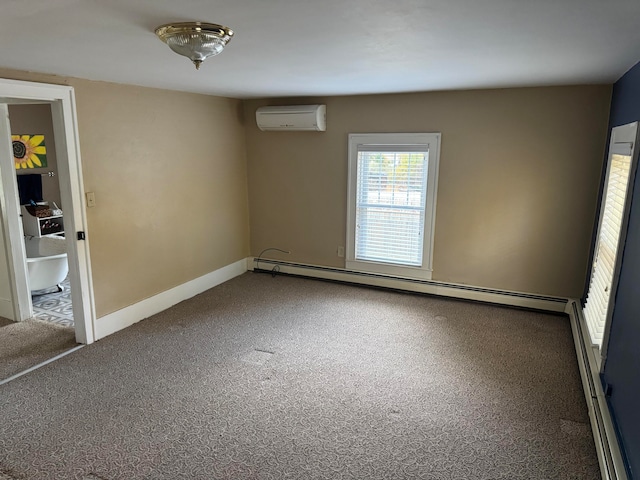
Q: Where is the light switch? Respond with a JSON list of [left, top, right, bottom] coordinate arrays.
[[86, 191, 96, 207]]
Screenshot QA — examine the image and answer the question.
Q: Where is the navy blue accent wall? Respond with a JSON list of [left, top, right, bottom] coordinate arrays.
[[603, 61, 640, 479]]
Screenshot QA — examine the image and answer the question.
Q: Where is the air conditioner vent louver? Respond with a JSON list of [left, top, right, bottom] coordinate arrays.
[[256, 104, 326, 131]]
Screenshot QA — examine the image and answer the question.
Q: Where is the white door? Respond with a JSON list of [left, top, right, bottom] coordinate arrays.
[[583, 122, 639, 362], [0, 103, 32, 321]]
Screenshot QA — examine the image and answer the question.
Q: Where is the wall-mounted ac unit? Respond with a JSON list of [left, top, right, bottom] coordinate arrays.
[[256, 104, 326, 132]]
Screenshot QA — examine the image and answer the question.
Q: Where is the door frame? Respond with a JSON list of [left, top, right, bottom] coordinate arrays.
[[0, 78, 95, 344]]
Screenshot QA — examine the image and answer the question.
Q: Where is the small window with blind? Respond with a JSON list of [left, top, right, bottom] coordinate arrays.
[[346, 133, 440, 279]]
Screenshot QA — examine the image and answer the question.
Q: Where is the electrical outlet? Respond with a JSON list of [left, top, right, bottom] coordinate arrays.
[[337, 246, 345, 257]]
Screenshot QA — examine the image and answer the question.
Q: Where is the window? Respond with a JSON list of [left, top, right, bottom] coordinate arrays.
[[346, 133, 440, 279], [584, 122, 638, 350]]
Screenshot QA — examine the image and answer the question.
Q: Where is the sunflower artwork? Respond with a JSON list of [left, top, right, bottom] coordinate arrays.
[[13, 134, 47, 169]]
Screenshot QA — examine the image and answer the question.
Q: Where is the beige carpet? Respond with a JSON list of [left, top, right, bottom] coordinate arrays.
[[0, 318, 77, 381], [0, 273, 599, 479]]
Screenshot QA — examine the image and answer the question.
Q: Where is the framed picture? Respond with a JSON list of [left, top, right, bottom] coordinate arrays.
[[13, 134, 47, 169]]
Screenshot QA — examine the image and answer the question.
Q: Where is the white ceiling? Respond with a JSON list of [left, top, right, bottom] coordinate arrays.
[[1, 0, 640, 99]]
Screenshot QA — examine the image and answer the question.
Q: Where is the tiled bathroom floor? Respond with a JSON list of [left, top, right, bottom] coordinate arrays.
[[31, 277, 74, 327]]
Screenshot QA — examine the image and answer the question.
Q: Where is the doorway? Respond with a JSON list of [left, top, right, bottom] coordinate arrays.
[[0, 78, 95, 345], [10, 104, 76, 328]]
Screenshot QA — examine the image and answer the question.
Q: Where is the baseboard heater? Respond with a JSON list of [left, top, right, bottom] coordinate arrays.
[[567, 300, 628, 480], [251, 257, 629, 478], [250, 258, 568, 312]]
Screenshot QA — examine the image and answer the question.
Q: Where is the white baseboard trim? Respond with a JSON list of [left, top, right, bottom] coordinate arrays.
[[566, 300, 628, 480], [91, 255, 625, 477], [0, 297, 14, 320], [95, 258, 247, 340], [248, 258, 568, 312]]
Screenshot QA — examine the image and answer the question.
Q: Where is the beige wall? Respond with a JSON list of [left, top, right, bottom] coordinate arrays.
[[244, 86, 612, 298], [73, 81, 250, 317], [0, 67, 612, 314], [9, 104, 61, 207], [0, 68, 250, 318]]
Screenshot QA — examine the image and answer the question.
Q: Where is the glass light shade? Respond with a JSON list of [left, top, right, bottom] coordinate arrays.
[[155, 22, 234, 70]]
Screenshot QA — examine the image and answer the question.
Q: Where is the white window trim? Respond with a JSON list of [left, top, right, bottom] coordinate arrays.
[[346, 133, 441, 280], [584, 121, 639, 363]]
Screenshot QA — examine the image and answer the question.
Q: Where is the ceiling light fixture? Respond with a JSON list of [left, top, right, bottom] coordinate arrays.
[[154, 22, 234, 70]]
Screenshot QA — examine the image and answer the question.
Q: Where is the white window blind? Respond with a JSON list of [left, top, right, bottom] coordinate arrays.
[[584, 147, 634, 348], [346, 133, 440, 280], [355, 147, 428, 266]]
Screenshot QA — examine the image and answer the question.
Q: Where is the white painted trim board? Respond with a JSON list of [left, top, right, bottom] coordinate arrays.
[[0, 345, 85, 386], [95, 258, 247, 340]]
